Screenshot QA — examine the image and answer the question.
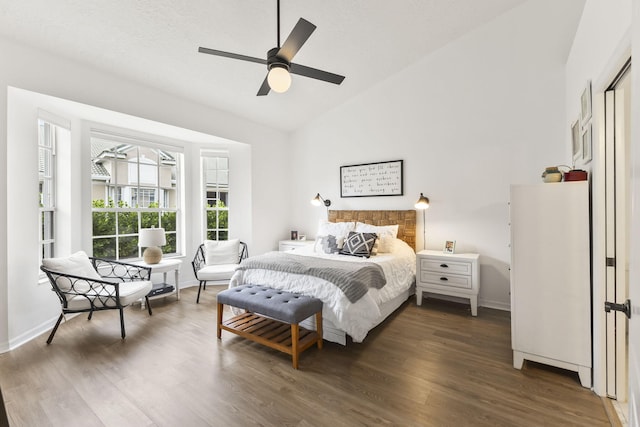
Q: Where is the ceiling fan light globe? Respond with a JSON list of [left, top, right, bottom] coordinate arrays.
[[267, 66, 291, 93]]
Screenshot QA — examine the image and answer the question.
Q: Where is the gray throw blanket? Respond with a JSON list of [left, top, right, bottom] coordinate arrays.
[[236, 252, 387, 303]]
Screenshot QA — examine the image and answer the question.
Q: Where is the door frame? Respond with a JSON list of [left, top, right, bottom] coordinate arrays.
[[591, 45, 631, 397]]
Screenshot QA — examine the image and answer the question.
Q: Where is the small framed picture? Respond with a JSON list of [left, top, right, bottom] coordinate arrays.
[[582, 123, 592, 163], [290, 230, 298, 241], [571, 119, 581, 164], [444, 240, 456, 254], [298, 235, 306, 241], [580, 80, 592, 127]]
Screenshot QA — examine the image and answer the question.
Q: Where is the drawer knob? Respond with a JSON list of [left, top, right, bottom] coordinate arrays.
[[440, 277, 448, 281], [440, 264, 449, 268]]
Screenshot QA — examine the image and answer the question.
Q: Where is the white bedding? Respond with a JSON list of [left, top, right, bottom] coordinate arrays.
[[229, 238, 416, 343]]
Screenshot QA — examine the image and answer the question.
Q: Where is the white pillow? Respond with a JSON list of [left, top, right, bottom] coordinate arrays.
[[42, 251, 101, 279], [41, 251, 101, 291], [315, 221, 355, 253], [205, 239, 240, 265], [355, 223, 399, 253], [317, 221, 355, 240]]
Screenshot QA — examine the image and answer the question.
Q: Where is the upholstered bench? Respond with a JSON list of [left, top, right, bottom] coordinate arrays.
[[216, 285, 323, 369]]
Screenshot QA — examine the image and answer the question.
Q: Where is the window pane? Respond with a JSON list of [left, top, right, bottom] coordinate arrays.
[[141, 211, 159, 228], [118, 236, 138, 259], [42, 242, 54, 259], [93, 237, 116, 259], [161, 211, 176, 232], [218, 210, 228, 228], [218, 231, 228, 241], [207, 230, 217, 240], [118, 212, 138, 234], [42, 211, 54, 240], [165, 233, 176, 254], [207, 211, 217, 229], [93, 212, 116, 236]]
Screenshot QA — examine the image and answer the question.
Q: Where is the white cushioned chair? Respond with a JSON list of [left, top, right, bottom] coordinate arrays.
[[41, 251, 153, 344], [192, 239, 248, 303]]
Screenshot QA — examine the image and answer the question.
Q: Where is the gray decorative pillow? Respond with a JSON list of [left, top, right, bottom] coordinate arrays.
[[320, 235, 341, 254], [339, 232, 377, 258]]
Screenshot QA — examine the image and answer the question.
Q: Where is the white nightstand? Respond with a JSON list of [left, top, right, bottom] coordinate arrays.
[[279, 240, 315, 252], [416, 250, 480, 316], [132, 258, 182, 309]]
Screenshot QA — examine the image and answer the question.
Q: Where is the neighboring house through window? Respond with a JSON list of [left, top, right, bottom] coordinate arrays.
[[202, 153, 229, 240], [91, 134, 182, 260]]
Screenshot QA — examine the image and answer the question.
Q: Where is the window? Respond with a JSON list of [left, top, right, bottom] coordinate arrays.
[[91, 137, 181, 260], [203, 155, 229, 240], [38, 119, 56, 260]]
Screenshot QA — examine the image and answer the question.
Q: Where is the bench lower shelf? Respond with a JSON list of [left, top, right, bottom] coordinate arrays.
[[217, 309, 322, 369]]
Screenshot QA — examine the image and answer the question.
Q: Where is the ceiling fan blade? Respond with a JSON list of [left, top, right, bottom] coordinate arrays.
[[290, 63, 345, 85], [257, 75, 271, 96], [277, 18, 316, 62], [198, 47, 267, 65]]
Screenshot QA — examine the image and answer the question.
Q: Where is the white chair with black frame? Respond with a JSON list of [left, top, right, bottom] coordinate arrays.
[[40, 251, 153, 344], [192, 239, 248, 303]]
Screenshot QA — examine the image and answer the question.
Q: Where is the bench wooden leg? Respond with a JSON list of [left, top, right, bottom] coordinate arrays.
[[315, 311, 323, 349], [217, 303, 223, 339], [291, 323, 299, 369]]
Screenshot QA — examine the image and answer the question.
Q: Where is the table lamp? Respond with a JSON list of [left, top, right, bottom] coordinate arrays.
[[139, 227, 166, 264]]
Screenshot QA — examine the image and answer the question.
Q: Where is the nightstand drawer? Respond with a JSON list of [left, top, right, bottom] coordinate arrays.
[[420, 258, 472, 276], [420, 271, 472, 289]]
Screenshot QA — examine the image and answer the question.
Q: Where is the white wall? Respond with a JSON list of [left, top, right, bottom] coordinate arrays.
[[564, 0, 632, 398], [0, 36, 291, 351], [289, 0, 582, 310]]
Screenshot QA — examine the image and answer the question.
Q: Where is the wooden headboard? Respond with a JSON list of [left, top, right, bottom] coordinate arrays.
[[328, 210, 417, 251]]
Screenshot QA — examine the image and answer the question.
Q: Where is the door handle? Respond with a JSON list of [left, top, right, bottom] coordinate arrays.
[[604, 299, 631, 319]]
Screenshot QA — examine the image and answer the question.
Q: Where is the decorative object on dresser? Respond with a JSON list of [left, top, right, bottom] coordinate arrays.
[[290, 230, 298, 240], [191, 240, 248, 303], [541, 166, 563, 183], [414, 193, 430, 250], [509, 182, 591, 388], [340, 160, 403, 197], [443, 240, 456, 254], [138, 227, 166, 264], [416, 250, 479, 316], [278, 239, 315, 252]]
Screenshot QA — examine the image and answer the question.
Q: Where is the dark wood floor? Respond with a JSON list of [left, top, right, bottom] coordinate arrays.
[[0, 287, 612, 426]]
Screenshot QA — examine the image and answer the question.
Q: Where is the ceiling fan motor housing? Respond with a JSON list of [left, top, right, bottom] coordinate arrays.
[[267, 47, 290, 71]]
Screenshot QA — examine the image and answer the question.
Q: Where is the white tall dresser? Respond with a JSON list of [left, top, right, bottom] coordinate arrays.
[[509, 181, 591, 388]]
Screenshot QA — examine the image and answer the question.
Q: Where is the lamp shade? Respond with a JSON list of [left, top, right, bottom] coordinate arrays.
[[139, 228, 166, 247], [415, 193, 430, 210]]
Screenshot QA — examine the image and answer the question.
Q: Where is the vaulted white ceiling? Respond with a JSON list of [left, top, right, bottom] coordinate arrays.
[[0, 0, 544, 132]]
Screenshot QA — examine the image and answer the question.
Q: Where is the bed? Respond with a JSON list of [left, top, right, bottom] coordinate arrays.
[[229, 210, 417, 345]]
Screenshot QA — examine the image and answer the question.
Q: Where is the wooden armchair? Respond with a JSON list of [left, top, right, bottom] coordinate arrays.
[[41, 251, 153, 344], [192, 240, 248, 303]]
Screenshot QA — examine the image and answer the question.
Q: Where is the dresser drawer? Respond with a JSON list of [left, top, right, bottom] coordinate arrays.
[[420, 271, 472, 290], [420, 258, 472, 276]]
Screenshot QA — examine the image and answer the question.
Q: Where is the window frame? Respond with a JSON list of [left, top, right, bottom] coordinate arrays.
[[202, 153, 229, 241], [38, 119, 56, 261], [90, 133, 183, 260]]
